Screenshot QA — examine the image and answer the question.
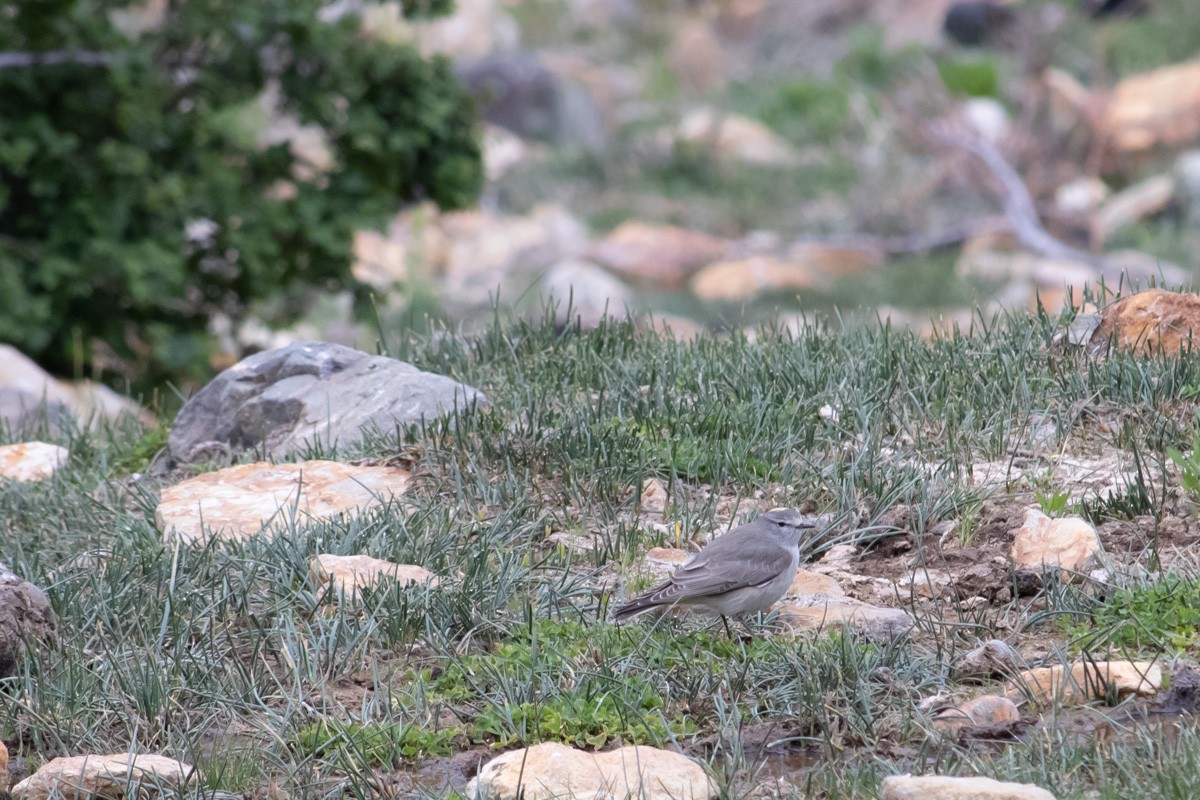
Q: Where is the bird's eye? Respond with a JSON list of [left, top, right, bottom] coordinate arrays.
[[776, 521, 786, 527]]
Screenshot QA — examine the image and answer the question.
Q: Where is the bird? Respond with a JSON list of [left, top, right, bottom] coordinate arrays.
[[613, 508, 821, 635]]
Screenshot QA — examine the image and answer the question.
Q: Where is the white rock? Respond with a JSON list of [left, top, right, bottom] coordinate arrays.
[[1054, 177, 1110, 216], [881, 775, 1055, 800], [962, 97, 1010, 144], [777, 599, 914, 641], [466, 742, 716, 800], [310, 554, 438, 602], [13, 754, 193, 800], [1010, 508, 1103, 576], [0, 442, 68, 482], [156, 460, 412, 543]]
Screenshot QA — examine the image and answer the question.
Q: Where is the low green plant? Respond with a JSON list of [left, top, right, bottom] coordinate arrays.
[[292, 719, 455, 766], [1036, 489, 1071, 517], [1065, 577, 1200, 653], [1167, 426, 1200, 503]]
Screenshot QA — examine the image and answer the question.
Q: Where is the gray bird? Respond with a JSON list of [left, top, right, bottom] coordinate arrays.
[[613, 508, 820, 633]]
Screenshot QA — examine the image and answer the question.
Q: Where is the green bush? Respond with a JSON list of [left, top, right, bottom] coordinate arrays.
[[0, 0, 481, 389]]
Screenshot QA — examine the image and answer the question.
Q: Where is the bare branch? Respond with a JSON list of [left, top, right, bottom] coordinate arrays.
[[0, 51, 117, 70]]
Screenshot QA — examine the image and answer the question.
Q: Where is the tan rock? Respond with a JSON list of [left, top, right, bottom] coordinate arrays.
[[645, 547, 690, 567], [0, 345, 151, 427], [957, 639, 1023, 679], [668, 15, 725, 94], [310, 554, 438, 602], [156, 461, 412, 544], [1091, 174, 1176, 246], [466, 742, 716, 800], [691, 256, 817, 302], [673, 107, 797, 167], [0, 442, 68, 482], [782, 570, 846, 601], [1054, 177, 1110, 216], [1104, 61, 1200, 157], [1087, 289, 1200, 356], [13, 753, 194, 800], [786, 241, 883, 278], [1010, 509, 1102, 576], [351, 229, 411, 288], [640, 478, 669, 515], [1007, 660, 1162, 705], [0, 739, 8, 792], [590, 221, 728, 288], [881, 775, 1055, 800], [777, 599, 913, 641], [933, 695, 1021, 731]]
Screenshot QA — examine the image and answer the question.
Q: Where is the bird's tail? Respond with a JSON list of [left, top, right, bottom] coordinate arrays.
[[611, 595, 662, 623]]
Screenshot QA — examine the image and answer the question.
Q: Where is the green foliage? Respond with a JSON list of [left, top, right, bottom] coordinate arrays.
[[1036, 489, 1071, 517], [292, 719, 455, 766], [0, 0, 482, 388], [1067, 577, 1200, 653], [937, 57, 1000, 97], [1167, 426, 1200, 503]]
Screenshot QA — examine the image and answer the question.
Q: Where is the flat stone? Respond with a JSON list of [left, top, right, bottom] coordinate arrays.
[[777, 599, 914, 641], [589, 221, 728, 289], [786, 241, 883, 278], [0, 564, 56, 678], [691, 256, 818, 302], [0, 345, 150, 429], [0, 739, 7, 792], [156, 460, 412, 544], [933, 695, 1021, 731], [1007, 660, 1162, 705], [1010, 509, 1102, 576], [310, 554, 438, 602], [781, 570, 846, 601], [168, 341, 486, 462], [13, 754, 194, 800], [881, 775, 1055, 800], [1087, 289, 1200, 356], [0, 442, 68, 482], [1104, 61, 1200, 156], [466, 742, 716, 800]]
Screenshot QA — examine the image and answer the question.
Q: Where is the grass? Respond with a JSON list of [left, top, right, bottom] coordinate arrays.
[[6, 304, 1200, 797]]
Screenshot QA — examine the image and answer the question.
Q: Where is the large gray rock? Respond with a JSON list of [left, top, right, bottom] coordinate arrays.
[[0, 564, 56, 678], [168, 342, 486, 462]]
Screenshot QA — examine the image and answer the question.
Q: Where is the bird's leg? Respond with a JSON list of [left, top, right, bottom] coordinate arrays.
[[721, 615, 732, 638]]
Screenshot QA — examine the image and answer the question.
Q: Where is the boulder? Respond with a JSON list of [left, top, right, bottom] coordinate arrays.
[[777, 599, 914, 641], [932, 695, 1021, 731], [156, 461, 412, 544], [1104, 61, 1200, 158], [465, 742, 716, 800], [1007, 660, 1161, 705], [12, 754, 193, 800], [691, 256, 818, 302], [1085, 290, 1200, 355], [1010, 509, 1103, 577], [0, 564, 56, 678], [590, 222, 728, 289], [881, 775, 1055, 800], [0, 345, 150, 429], [541, 257, 633, 325], [0, 443, 69, 482], [168, 342, 486, 462], [310, 554, 438, 602]]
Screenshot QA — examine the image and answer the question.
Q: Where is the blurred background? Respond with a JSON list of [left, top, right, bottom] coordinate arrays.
[[1, 0, 1198, 405]]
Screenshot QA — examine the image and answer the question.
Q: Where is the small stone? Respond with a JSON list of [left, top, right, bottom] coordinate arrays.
[[639, 478, 669, 515], [1007, 660, 1162, 706], [812, 543, 857, 572], [1054, 177, 1110, 216], [0, 735, 8, 792], [1091, 174, 1176, 246], [933, 695, 1021, 731], [785, 241, 883, 278], [0, 442, 68, 482], [962, 97, 1010, 144], [672, 106, 797, 167], [880, 774, 1056, 800], [589, 221, 728, 289], [156, 461, 412, 544], [957, 639, 1022, 679], [0, 564, 56, 678], [777, 599, 914, 641], [782, 570, 846, 601], [13, 754, 194, 800], [691, 256, 818, 303], [541, 257, 632, 326], [898, 568, 954, 599], [818, 404, 838, 422], [1010, 508, 1103, 577], [310, 554, 438, 602], [466, 742, 716, 800]]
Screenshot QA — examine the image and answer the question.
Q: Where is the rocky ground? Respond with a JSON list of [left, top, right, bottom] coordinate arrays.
[[6, 296, 1200, 797]]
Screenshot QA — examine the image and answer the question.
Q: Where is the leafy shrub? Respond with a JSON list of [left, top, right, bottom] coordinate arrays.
[[292, 719, 455, 766], [0, 0, 481, 389], [1067, 577, 1200, 652]]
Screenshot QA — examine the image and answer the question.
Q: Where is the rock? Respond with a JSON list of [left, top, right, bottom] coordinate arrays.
[[691, 256, 818, 302], [168, 341, 486, 462], [1104, 61, 1200, 157], [1007, 660, 1162, 705], [465, 742, 716, 800], [962, 97, 1010, 144], [458, 53, 600, 146], [777, 599, 914, 641], [1085, 289, 1200, 356], [898, 568, 954, 599], [782, 570, 846, 601], [667, 15, 725, 94], [482, 123, 536, 182], [1176, 149, 1200, 204], [0, 345, 150, 429], [785, 241, 884, 277], [0, 564, 55, 678], [1054, 177, 1110, 217], [156, 461, 412, 544], [0, 442, 68, 482], [874, 0, 960, 48], [12, 754, 194, 800], [639, 478, 669, 515], [1090, 174, 1176, 246], [942, 1, 1018, 47], [541, 257, 633, 325], [880, 775, 1055, 800], [310, 554, 438, 602], [957, 639, 1022, 679], [670, 107, 798, 167], [590, 222, 728, 289], [933, 695, 1021, 731], [0, 739, 7, 792], [1010, 509, 1103, 577]]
